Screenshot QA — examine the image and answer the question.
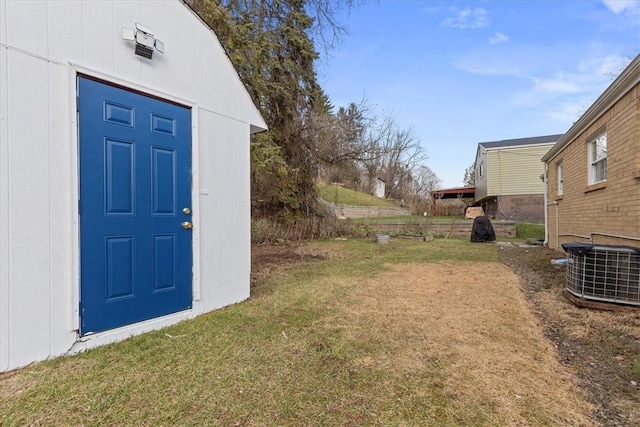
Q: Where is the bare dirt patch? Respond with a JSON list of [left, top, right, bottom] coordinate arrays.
[[250, 243, 328, 288]]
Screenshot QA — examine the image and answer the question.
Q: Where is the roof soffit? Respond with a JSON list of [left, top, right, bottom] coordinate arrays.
[[483, 142, 556, 152]]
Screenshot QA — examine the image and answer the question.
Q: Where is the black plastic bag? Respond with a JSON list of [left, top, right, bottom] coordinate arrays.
[[470, 216, 496, 243]]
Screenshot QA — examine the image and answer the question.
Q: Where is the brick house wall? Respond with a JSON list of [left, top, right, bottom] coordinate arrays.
[[544, 59, 640, 250]]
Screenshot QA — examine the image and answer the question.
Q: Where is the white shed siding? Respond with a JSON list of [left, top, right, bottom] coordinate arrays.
[[5, 51, 54, 370], [0, 0, 5, 45], [0, 0, 266, 372], [2, 0, 265, 130], [196, 111, 252, 309], [0, 42, 8, 371]]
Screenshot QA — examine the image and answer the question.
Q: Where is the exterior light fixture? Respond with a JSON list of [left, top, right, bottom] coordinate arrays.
[[122, 23, 164, 59]]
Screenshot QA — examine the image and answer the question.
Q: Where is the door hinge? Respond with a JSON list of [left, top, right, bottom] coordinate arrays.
[[76, 96, 80, 112], [78, 199, 81, 215]]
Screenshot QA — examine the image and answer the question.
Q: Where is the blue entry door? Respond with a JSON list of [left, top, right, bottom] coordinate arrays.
[[78, 77, 192, 335]]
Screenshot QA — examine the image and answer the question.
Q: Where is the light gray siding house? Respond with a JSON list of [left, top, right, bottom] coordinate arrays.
[[0, 0, 267, 372]]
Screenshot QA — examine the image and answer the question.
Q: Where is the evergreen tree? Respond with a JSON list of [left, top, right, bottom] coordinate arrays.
[[187, 0, 333, 217]]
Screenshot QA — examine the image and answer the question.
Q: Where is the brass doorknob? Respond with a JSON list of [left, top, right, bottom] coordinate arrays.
[[182, 221, 193, 230], [182, 207, 191, 215]]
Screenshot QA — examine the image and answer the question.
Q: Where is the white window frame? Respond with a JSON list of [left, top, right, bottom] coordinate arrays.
[[478, 161, 484, 179], [588, 132, 607, 184], [557, 161, 563, 195]]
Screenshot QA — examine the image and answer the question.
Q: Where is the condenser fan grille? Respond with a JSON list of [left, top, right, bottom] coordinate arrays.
[[563, 243, 640, 306]]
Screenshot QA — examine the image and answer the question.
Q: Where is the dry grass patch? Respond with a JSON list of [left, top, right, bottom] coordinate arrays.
[[1, 239, 596, 426], [331, 261, 594, 425]]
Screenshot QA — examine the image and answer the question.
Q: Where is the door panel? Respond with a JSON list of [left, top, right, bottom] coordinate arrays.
[[79, 77, 192, 335], [152, 147, 176, 214], [105, 139, 135, 214], [105, 236, 135, 301]]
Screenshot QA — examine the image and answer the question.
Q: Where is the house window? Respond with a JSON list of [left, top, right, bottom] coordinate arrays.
[[478, 161, 484, 179], [557, 162, 563, 195], [588, 132, 607, 184]]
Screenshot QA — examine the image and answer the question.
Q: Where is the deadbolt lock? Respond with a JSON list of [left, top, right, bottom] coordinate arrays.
[[182, 207, 191, 215]]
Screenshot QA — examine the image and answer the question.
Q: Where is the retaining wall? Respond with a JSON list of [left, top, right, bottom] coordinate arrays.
[[331, 204, 411, 218], [368, 220, 516, 238]]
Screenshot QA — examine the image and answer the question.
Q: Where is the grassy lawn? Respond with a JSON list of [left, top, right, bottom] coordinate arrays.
[[317, 184, 397, 207], [515, 222, 545, 240], [0, 239, 592, 426]]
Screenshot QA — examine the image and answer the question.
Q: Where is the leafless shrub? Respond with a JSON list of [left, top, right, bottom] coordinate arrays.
[[251, 216, 367, 243]]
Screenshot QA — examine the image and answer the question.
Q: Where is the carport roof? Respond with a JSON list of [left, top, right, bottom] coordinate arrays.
[[430, 186, 475, 199]]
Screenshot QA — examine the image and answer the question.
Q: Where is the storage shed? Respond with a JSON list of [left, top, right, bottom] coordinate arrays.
[[0, 0, 267, 372]]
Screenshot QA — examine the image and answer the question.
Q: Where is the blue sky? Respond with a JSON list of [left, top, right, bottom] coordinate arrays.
[[317, 0, 640, 188]]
